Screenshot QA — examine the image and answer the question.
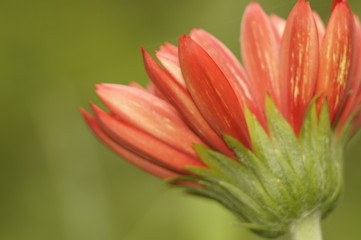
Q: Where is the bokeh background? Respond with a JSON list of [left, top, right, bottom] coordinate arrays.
[[1, 0, 361, 239]]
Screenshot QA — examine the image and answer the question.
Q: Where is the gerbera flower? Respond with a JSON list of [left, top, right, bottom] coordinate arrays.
[[81, 0, 361, 238]]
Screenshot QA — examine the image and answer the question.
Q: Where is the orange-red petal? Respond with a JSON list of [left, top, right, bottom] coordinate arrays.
[[280, 0, 319, 134], [269, 14, 286, 42], [190, 29, 266, 129], [96, 85, 204, 158], [159, 42, 178, 56], [91, 104, 205, 172], [146, 82, 169, 101], [81, 109, 179, 179], [179, 35, 251, 148], [337, 16, 361, 131], [316, 1, 354, 124], [241, 2, 281, 112], [142, 48, 234, 156], [313, 11, 326, 47], [155, 50, 186, 87]]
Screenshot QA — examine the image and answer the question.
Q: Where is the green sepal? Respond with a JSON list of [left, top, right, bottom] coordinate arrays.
[[264, 97, 307, 188], [190, 145, 285, 225], [168, 97, 344, 238], [171, 173, 287, 237], [244, 100, 303, 207], [169, 175, 248, 221]]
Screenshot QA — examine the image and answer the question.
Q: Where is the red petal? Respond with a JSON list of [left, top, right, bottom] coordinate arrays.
[[159, 42, 178, 56], [81, 108, 179, 179], [337, 16, 361, 131], [96, 85, 204, 158], [313, 11, 326, 47], [145, 82, 169, 100], [129, 82, 145, 90], [146, 82, 157, 95], [280, 0, 319, 134], [190, 29, 248, 89], [269, 14, 286, 42], [179, 36, 251, 148], [91, 104, 205, 172], [351, 16, 361, 111], [142, 48, 234, 156], [316, 2, 354, 124], [332, 0, 347, 12], [190, 29, 266, 129], [241, 2, 281, 112], [155, 50, 186, 87]]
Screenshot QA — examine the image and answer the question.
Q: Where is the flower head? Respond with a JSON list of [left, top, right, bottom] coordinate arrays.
[[81, 0, 361, 237]]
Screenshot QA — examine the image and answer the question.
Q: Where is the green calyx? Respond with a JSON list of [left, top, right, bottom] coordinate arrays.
[[171, 98, 345, 238]]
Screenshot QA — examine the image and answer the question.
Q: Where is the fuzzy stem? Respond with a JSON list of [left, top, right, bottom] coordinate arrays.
[[290, 212, 322, 240]]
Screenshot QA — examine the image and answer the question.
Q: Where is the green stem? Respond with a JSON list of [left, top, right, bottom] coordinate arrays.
[[290, 212, 322, 240]]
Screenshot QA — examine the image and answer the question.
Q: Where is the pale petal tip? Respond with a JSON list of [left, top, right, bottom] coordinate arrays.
[[154, 49, 172, 59], [158, 42, 178, 56], [95, 83, 123, 90], [189, 28, 204, 36], [95, 87, 130, 110], [160, 42, 176, 49], [95, 88, 107, 101], [295, 0, 311, 10], [244, 1, 262, 15], [129, 82, 144, 89], [247, 1, 260, 7]]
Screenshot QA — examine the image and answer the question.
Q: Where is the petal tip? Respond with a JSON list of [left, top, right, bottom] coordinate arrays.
[[332, 0, 350, 11], [189, 28, 203, 35], [141, 47, 148, 58], [79, 107, 91, 119], [81, 108, 99, 126], [245, 1, 266, 13], [179, 34, 191, 43], [89, 102, 103, 116]]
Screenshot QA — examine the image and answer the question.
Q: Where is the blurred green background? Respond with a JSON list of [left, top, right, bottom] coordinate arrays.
[[1, 0, 361, 239]]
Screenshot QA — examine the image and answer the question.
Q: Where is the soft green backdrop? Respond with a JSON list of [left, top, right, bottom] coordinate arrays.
[[1, 0, 361, 239]]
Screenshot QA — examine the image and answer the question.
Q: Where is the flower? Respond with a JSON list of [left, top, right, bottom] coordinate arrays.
[[81, 0, 361, 237]]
